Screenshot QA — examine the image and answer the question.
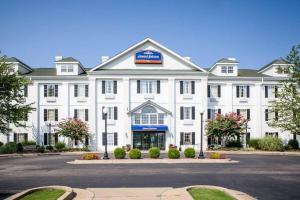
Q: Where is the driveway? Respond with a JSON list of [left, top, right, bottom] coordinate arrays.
[[0, 154, 299, 200]]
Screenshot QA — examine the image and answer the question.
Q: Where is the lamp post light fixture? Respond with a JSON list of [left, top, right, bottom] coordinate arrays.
[[102, 107, 109, 160], [198, 108, 205, 159]]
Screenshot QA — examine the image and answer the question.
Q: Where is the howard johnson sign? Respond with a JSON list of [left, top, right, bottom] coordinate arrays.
[[135, 50, 162, 64]]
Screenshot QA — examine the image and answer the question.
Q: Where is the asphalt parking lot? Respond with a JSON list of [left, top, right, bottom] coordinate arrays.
[[0, 153, 299, 200]]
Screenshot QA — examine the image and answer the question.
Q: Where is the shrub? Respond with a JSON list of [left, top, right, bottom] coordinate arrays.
[[21, 140, 36, 146], [226, 140, 242, 148], [55, 142, 66, 150], [129, 149, 141, 159], [209, 152, 226, 159], [168, 148, 180, 159], [0, 142, 17, 154], [17, 143, 23, 152], [184, 148, 196, 158], [287, 139, 299, 150], [46, 146, 54, 151], [0, 141, 3, 147], [249, 139, 260, 149], [36, 145, 45, 153], [82, 153, 99, 160], [149, 147, 160, 158], [114, 147, 126, 159], [258, 136, 284, 151]]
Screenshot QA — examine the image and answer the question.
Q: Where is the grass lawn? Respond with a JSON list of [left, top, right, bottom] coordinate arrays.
[[188, 188, 234, 200], [20, 188, 65, 200]]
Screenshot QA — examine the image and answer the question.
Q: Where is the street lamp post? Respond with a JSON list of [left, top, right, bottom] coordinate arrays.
[[48, 122, 52, 146], [198, 108, 205, 159], [102, 107, 109, 160]]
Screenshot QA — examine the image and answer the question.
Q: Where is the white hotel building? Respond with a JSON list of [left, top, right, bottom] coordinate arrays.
[[1, 38, 297, 151]]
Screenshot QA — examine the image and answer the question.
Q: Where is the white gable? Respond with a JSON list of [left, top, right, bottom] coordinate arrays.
[[90, 38, 206, 72], [261, 64, 290, 77]]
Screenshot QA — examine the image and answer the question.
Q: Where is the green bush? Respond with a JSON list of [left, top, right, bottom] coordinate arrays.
[[149, 147, 160, 158], [36, 145, 45, 153], [129, 149, 141, 159], [287, 139, 299, 150], [0, 142, 17, 154], [184, 148, 195, 158], [0, 141, 3, 147], [258, 136, 284, 151], [226, 140, 242, 148], [114, 147, 126, 159], [17, 143, 23, 152], [168, 148, 180, 159], [21, 140, 36, 146], [55, 142, 66, 150], [46, 146, 54, 151], [249, 139, 260, 149]]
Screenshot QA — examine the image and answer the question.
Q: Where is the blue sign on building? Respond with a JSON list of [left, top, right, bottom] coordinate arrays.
[[135, 50, 162, 64], [131, 125, 168, 131]]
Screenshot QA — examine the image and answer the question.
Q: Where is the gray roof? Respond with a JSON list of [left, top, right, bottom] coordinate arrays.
[[238, 69, 269, 77], [4, 57, 32, 70], [215, 58, 239, 64], [56, 57, 79, 63], [259, 59, 290, 72]]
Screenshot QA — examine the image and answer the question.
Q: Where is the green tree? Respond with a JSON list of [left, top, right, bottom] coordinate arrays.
[[269, 45, 300, 139], [206, 112, 247, 145], [0, 56, 34, 142], [56, 118, 89, 147]]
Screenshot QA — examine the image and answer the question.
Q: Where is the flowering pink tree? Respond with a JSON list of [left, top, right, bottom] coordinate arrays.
[[56, 118, 89, 146], [206, 112, 247, 144]]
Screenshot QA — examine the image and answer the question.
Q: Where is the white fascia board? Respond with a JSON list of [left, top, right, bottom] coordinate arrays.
[[90, 38, 207, 72]]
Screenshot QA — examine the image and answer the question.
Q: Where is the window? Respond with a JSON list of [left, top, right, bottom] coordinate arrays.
[[183, 132, 192, 145], [44, 84, 58, 97], [208, 109, 221, 120], [105, 80, 113, 94], [142, 114, 149, 124], [265, 85, 278, 98], [237, 85, 249, 98], [265, 109, 278, 122], [158, 114, 164, 124], [221, 66, 227, 73], [134, 114, 141, 124], [183, 107, 192, 120], [141, 80, 157, 94], [208, 85, 221, 98], [265, 132, 278, 137], [221, 66, 234, 74], [74, 84, 88, 97], [133, 106, 164, 125], [14, 133, 28, 143], [237, 109, 250, 120], [107, 107, 114, 120], [183, 81, 191, 94], [61, 64, 74, 72], [44, 109, 58, 121], [107, 133, 114, 146], [74, 109, 88, 121]]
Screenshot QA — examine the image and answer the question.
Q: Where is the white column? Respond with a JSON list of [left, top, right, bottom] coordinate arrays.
[[88, 77, 97, 150], [168, 78, 176, 148], [122, 77, 131, 146]]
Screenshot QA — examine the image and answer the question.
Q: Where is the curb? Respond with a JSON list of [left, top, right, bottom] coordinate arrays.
[[68, 158, 239, 164], [185, 185, 257, 200], [73, 188, 94, 200], [209, 150, 300, 156], [4, 185, 75, 200]]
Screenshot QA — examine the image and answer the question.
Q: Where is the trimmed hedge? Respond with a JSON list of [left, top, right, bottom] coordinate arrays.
[[258, 136, 284, 151], [184, 148, 195, 158], [168, 148, 180, 159], [21, 140, 36, 146], [0, 142, 17, 154], [17, 143, 23, 152], [287, 139, 299, 150], [55, 142, 66, 150], [129, 149, 141, 159], [226, 140, 242, 148], [114, 147, 126, 159], [149, 147, 160, 158]]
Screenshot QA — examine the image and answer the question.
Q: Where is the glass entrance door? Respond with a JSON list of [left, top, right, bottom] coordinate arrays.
[[133, 131, 165, 150]]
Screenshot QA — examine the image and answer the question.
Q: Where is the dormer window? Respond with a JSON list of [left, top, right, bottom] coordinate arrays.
[[61, 64, 74, 72], [276, 66, 289, 75], [221, 66, 234, 73]]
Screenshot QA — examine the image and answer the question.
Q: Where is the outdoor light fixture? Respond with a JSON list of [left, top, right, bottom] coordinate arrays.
[[198, 108, 205, 159], [102, 107, 109, 160]]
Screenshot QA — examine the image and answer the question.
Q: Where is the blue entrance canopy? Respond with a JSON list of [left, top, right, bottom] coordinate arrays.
[[131, 125, 168, 131]]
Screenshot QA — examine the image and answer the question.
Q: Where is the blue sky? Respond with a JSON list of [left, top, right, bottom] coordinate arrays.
[[0, 0, 299, 69]]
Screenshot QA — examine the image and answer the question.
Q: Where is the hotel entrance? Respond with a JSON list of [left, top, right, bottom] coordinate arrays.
[[133, 131, 165, 150]]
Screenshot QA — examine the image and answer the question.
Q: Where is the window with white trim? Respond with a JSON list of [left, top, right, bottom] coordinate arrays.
[[107, 133, 114, 146], [228, 66, 233, 73], [105, 80, 114, 94], [210, 85, 219, 98], [183, 132, 192, 145], [183, 81, 191, 94], [141, 80, 156, 94], [183, 107, 192, 120], [238, 85, 248, 98], [239, 109, 248, 119], [14, 133, 28, 143], [61, 64, 74, 72], [77, 85, 86, 97], [221, 66, 234, 74], [47, 109, 56, 121], [107, 107, 114, 120], [47, 85, 55, 97]]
